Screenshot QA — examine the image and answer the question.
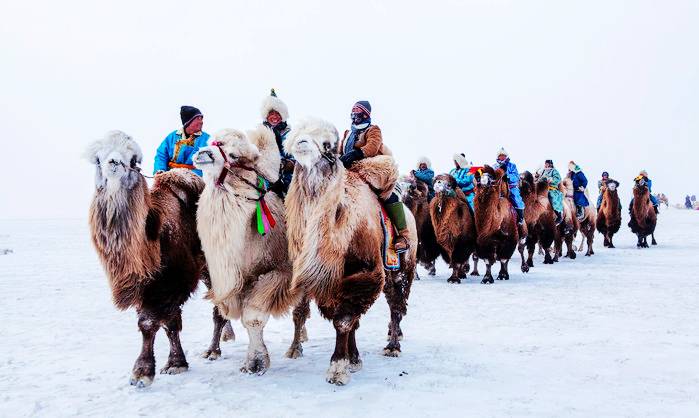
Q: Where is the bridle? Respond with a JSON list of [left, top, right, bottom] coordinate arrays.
[[211, 141, 271, 201]]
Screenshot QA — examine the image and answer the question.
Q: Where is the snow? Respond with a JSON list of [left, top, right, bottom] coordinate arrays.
[[1, 209, 698, 418]]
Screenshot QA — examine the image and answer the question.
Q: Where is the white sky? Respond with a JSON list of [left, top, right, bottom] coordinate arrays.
[[1, 0, 697, 219]]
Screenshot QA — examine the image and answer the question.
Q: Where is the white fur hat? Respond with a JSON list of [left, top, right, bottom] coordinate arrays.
[[417, 156, 431, 169], [260, 88, 289, 122], [453, 153, 468, 168], [496, 147, 508, 158]]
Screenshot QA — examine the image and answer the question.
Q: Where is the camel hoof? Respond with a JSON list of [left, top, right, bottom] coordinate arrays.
[[349, 359, 363, 372], [221, 322, 235, 342], [521, 264, 529, 273], [326, 359, 350, 386], [383, 347, 401, 357], [481, 277, 494, 284], [201, 349, 221, 361], [241, 354, 270, 375], [569, 252, 577, 260], [447, 277, 461, 284], [285, 345, 303, 359], [129, 375, 153, 388], [470, 271, 480, 277], [160, 364, 188, 375]]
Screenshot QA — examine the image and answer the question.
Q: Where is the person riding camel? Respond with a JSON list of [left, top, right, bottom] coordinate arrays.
[[412, 157, 435, 201], [568, 161, 589, 220], [338, 100, 411, 252], [630, 170, 660, 214], [154, 105, 210, 176], [261, 89, 294, 196], [596, 171, 620, 209], [540, 159, 566, 227], [493, 148, 526, 232], [450, 153, 476, 209]]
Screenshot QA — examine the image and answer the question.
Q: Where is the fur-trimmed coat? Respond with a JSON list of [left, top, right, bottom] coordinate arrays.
[[338, 125, 391, 157]]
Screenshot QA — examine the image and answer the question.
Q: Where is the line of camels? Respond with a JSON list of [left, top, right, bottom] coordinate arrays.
[[85, 118, 658, 387]]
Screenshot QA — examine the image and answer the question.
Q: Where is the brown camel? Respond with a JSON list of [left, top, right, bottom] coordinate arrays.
[[628, 177, 658, 248], [555, 178, 580, 261], [596, 181, 622, 248], [86, 130, 229, 387], [401, 173, 441, 277], [193, 126, 300, 374], [473, 165, 528, 284], [284, 117, 417, 385], [520, 171, 556, 266], [430, 174, 477, 283]]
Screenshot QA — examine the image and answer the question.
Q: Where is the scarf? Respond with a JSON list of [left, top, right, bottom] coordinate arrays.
[[344, 120, 371, 155]]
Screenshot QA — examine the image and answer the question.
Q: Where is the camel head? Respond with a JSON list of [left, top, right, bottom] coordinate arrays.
[[475, 165, 502, 188], [85, 130, 143, 192], [285, 117, 339, 170], [633, 176, 649, 197], [433, 174, 457, 196], [193, 129, 262, 185], [606, 181, 617, 192]]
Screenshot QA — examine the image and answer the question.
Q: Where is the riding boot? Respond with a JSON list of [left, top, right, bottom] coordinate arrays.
[[516, 208, 525, 225], [554, 211, 563, 226], [654, 205, 659, 214], [386, 201, 410, 253], [576, 205, 584, 220], [515, 208, 527, 240]]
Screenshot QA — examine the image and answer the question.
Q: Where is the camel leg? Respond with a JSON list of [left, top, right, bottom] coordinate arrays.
[[603, 234, 610, 247], [447, 262, 461, 284], [384, 272, 405, 356], [651, 233, 657, 246], [348, 325, 363, 372], [221, 321, 235, 342], [160, 310, 189, 375], [526, 240, 535, 268], [543, 247, 554, 264], [586, 233, 594, 256], [286, 296, 311, 359], [202, 305, 227, 360], [565, 235, 577, 259], [481, 257, 495, 284], [497, 259, 510, 281], [240, 307, 270, 375], [327, 315, 354, 385], [130, 310, 160, 388], [607, 233, 615, 248], [577, 234, 585, 252], [519, 242, 529, 273], [470, 254, 480, 276]]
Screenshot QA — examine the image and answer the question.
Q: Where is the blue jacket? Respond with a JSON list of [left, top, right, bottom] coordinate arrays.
[[494, 159, 525, 209], [154, 130, 210, 176], [450, 168, 475, 194], [414, 168, 435, 198], [570, 170, 589, 207]]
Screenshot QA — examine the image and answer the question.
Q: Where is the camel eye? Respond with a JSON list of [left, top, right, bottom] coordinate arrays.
[[228, 153, 238, 160], [130, 155, 137, 168], [322, 141, 332, 151], [95, 157, 101, 165]]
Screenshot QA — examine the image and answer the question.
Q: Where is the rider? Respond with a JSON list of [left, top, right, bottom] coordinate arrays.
[[261, 89, 294, 196], [568, 161, 589, 220], [338, 100, 411, 252], [412, 157, 435, 201], [493, 148, 526, 231], [154, 105, 210, 176], [596, 171, 620, 209], [450, 153, 476, 209], [630, 170, 659, 214], [540, 159, 565, 226]]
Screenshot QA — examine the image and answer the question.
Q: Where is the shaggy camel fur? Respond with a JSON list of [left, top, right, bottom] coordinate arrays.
[[520, 171, 556, 266], [596, 182, 622, 248], [285, 117, 417, 385], [473, 165, 528, 284], [555, 178, 581, 261], [430, 174, 476, 283], [402, 174, 440, 277], [628, 177, 658, 248], [193, 126, 300, 374], [87, 130, 230, 387]]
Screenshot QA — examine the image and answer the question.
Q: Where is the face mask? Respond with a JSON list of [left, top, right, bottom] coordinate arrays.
[[351, 112, 367, 125]]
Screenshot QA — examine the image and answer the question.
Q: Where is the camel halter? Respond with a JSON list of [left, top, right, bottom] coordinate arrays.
[[211, 141, 277, 236]]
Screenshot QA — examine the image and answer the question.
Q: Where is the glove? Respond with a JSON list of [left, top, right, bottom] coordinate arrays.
[[577, 186, 585, 192], [339, 149, 364, 168]]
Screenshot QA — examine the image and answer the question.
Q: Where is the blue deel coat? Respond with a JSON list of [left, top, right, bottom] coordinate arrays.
[[541, 168, 564, 213], [494, 160, 525, 210], [450, 167, 475, 206], [154, 130, 210, 176], [414, 168, 435, 199], [570, 170, 589, 207]]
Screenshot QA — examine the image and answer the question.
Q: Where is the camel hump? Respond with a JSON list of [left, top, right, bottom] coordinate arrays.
[[154, 169, 204, 205], [350, 155, 399, 200]]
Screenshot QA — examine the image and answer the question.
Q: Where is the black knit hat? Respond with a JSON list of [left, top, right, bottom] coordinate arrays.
[[180, 106, 203, 127]]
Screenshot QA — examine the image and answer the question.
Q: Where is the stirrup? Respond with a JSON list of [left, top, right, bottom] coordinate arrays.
[[394, 236, 410, 254]]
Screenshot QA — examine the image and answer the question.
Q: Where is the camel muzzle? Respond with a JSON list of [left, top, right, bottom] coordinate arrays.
[[193, 150, 215, 165]]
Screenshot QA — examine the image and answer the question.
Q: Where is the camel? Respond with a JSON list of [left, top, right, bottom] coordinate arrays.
[[596, 181, 622, 248], [192, 126, 300, 374], [284, 117, 417, 385], [473, 165, 528, 284], [429, 174, 476, 283], [86, 130, 231, 387], [574, 184, 597, 256], [519, 171, 557, 266], [555, 178, 581, 261], [401, 174, 441, 277], [628, 177, 658, 248]]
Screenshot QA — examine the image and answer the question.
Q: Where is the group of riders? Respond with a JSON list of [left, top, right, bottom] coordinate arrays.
[[152, 89, 660, 253]]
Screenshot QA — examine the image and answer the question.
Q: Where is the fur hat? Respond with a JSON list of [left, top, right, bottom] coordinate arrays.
[[417, 156, 431, 169], [453, 153, 469, 168], [180, 105, 203, 127], [260, 88, 289, 122], [568, 161, 581, 172], [497, 147, 508, 158], [639, 169, 648, 177]]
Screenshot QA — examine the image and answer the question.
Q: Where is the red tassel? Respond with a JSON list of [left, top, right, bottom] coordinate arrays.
[[260, 199, 276, 229]]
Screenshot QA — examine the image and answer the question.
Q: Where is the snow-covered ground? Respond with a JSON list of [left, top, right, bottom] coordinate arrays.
[[1, 209, 698, 418]]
